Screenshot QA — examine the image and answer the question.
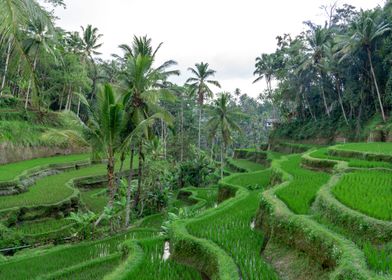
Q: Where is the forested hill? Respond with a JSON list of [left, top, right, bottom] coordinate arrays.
[[253, 2, 392, 143]]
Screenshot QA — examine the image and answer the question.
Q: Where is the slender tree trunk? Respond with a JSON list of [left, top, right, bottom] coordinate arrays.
[[89, 57, 98, 102], [198, 105, 202, 150], [220, 141, 225, 179], [367, 48, 386, 122], [1, 38, 12, 95], [125, 145, 135, 227], [114, 151, 125, 198], [133, 142, 143, 211], [25, 52, 38, 109], [77, 87, 81, 116], [302, 87, 316, 121], [180, 93, 184, 162], [319, 72, 330, 117], [107, 151, 116, 208], [335, 76, 349, 125]]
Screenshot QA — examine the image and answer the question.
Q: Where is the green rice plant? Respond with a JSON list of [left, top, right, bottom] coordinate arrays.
[[275, 155, 330, 214], [13, 218, 73, 235], [309, 147, 392, 169], [332, 170, 392, 221], [0, 153, 90, 182], [363, 242, 392, 274], [0, 229, 158, 279], [334, 142, 392, 155], [125, 238, 202, 280], [224, 170, 271, 189], [0, 157, 136, 210], [81, 188, 109, 213], [227, 158, 266, 172], [187, 187, 277, 280]]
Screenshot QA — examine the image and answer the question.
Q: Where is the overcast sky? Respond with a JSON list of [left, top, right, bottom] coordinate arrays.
[[49, 0, 385, 97]]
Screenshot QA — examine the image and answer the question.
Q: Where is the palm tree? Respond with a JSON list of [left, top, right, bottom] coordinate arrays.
[[85, 84, 124, 211], [207, 93, 241, 179], [23, 17, 55, 109], [81, 25, 103, 102], [338, 10, 390, 122], [120, 36, 178, 225], [186, 62, 221, 150], [0, 0, 53, 99], [305, 26, 331, 117], [253, 53, 275, 94]]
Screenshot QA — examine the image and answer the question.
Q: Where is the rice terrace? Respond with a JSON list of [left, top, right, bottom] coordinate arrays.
[[0, 0, 392, 279]]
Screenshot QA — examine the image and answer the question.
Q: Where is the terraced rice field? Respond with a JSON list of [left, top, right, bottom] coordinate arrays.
[[333, 142, 392, 155], [227, 158, 266, 172], [276, 155, 330, 214], [309, 147, 392, 168], [0, 158, 135, 210], [187, 171, 278, 280], [0, 153, 90, 182], [332, 170, 392, 220]]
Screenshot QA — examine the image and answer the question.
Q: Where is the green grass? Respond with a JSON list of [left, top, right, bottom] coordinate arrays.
[[0, 157, 137, 210], [363, 242, 392, 274], [81, 188, 108, 213], [185, 168, 277, 279], [14, 218, 73, 235], [0, 229, 157, 280], [126, 238, 202, 280], [227, 158, 266, 172], [310, 147, 392, 168], [332, 170, 392, 221], [0, 153, 90, 182], [333, 142, 392, 155], [276, 155, 330, 214]]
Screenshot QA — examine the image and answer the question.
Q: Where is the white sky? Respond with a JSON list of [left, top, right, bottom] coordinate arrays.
[[49, 0, 385, 97]]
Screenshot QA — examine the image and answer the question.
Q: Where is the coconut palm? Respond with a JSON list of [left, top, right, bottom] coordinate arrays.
[[253, 53, 275, 95], [23, 17, 55, 109], [81, 25, 103, 101], [338, 10, 390, 122], [207, 93, 241, 179], [186, 62, 221, 150], [0, 0, 53, 98], [120, 36, 178, 226]]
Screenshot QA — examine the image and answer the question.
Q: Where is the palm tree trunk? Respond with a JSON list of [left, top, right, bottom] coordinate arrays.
[[133, 142, 143, 211], [107, 151, 116, 208], [89, 56, 98, 102], [25, 52, 38, 109], [180, 93, 184, 162], [77, 87, 81, 116], [367, 48, 386, 122], [198, 105, 202, 150], [1, 38, 12, 95], [125, 145, 135, 227], [220, 141, 224, 179], [319, 73, 330, 117], [335, 76, 349, 126]]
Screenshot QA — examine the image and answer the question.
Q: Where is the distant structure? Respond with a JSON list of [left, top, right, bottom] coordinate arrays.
[[264, 118, 280, 129]]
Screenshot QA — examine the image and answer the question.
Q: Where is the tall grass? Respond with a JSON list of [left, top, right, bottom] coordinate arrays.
[[227, 158, 266, 172], [310, 148, 392, 168], [332, 170, 392, 221], [276, 155, 330, 214], [0, 153, 89, 181], [334, 142, 392, 155], [187, 168, 277, 280]]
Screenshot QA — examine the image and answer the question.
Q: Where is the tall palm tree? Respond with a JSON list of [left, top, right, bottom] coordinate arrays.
[[120, 36, 178, 225], [186, 62, 221, 150], [338, 10, 390, 122], [207, 93, 241, 179], [23, 17, 55, 109], [253, 53, 275, 94], [0, 0, 53, 99], [81, 25, 103, 101], [305, 26, 331, 117]]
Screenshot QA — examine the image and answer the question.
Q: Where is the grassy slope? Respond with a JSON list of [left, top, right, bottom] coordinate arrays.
[[187, 170, 278, 280], [0, 157, 137, 210], [332, 170, 392, 221], [276, 155, 330, 214], [0, 153, 90, 182], [333, 142, 392, 155]]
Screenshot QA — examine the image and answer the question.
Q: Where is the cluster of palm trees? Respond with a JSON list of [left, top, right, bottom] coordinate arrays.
[[253, 4, 392, 128]]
